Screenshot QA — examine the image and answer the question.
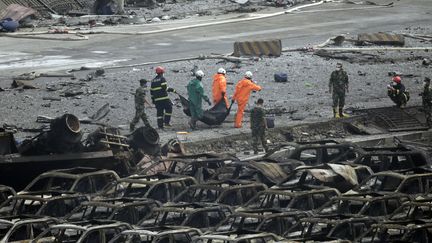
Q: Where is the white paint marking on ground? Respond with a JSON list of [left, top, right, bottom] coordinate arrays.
[[184, 15, 411, 42], [0, 52, 131, 73], [154, 43, 172, 46], [91, 51, 109, 54]]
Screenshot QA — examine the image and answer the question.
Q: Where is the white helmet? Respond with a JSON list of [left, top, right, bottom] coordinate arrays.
[[195, 70, 205, 78], [245, 71, 253, 79], [217, 68, 226, 74]]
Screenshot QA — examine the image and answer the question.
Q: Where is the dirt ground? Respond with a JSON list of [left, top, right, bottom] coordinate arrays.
[[1, 23, 431, 150], [28, 0, 298, 28]]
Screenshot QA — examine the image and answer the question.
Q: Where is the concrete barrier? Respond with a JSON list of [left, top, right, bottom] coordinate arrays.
[[358, 33, 405, 46], [233, 39, 282, 57]]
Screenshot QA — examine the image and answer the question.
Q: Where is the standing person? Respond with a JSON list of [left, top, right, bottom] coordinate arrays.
[[329, 63, 349, 118], [250, 98, 268, 154], [232, 71, 262, 128], [130, 79, 151, 131], [150, 66, 176, 129], [387, 76, 409, 108], [212, 68, 229, 108], [421, 77, 432, 127], [187, 70, 211, 130]]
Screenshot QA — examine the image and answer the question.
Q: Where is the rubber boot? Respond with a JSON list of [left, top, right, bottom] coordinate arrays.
[[339, 107, 349, 118], [333, 107, 340, 118]]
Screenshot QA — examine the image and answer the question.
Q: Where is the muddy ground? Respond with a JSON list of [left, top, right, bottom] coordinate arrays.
[[1, 25, 431, 153], [28, 0, 298, 28]]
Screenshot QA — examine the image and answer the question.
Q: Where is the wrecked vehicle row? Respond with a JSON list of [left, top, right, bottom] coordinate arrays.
[[1, 127, 432, 242]]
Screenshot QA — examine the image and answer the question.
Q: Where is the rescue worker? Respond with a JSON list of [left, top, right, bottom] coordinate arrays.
[[329, 63, 349, 118], [130, 79, 151, 131], [187, 70, 211, 130], [250, 98, 268, 154], [421, 77, 432, 127], [387, 76, 409, 108], [212, 68, 229, 108], [232, 71, 262, 128], [150, 66, 176, 129]]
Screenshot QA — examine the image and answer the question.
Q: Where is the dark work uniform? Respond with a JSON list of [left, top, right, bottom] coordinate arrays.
[[150, 74, 176, 128], [422, 84, 432, 126], [388, 83, 409, 108], [250, 105, 268, 153]]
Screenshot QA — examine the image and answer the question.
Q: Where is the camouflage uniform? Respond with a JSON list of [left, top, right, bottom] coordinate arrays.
[[422, 83, 432, 126], [329, 69, 349, 117], [130, 85, 150, 131], [250, 105, 268, 154]]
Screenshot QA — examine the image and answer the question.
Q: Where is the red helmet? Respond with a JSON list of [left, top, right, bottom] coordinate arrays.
[[155, 66, 165, 74], [392, 76, 401, 83]]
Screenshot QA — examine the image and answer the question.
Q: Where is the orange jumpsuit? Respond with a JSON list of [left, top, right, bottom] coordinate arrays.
[[232, 78, 262, 128], [212, 73, 229, 108]]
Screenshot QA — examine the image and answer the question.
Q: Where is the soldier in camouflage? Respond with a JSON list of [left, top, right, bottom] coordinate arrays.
[[421, 77, 432, 127], [329, 63, 349, 118], [250, 98, 268, 155], [130, 79, 151, 131]]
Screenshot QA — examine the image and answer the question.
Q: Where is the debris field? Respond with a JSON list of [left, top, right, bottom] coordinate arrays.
[[1, 0, 432, 242]]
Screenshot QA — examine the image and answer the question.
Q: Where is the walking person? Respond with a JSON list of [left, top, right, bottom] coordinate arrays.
[[130, 79, 151, 131], [187, 70, 211, 130], [250, 98, 268, 154], [329, 63, 349, 118], [212, 68, 229, 108], [232, 71, 262, 128], [150, 66, 176, 129], [421, 77, 432, 127]]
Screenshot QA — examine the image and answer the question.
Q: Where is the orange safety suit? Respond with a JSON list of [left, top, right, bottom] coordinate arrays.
[[212, 73, 229, 108], [232, 78, 262, 128]]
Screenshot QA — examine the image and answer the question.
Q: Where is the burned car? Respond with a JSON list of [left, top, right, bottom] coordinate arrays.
[[109, 227, 202, 243], [0, 186, 15, 205], [193, 231, 284, 242], [284, 217, 377, 241], [21, 167, 120, 196], [100, 174, 197, 203], [173, 180, 267, 206], [387, 201, 432, 221], [266, 140, 357, 165], [358, 221, 432, 243], [139, 153, 237, 182], [277, 163, 373, 193], [0, 217, 59, 242], [65, 198, 160, 225], [352, 147, 430, 172], [31, 221, 132, 243], [139, 203, 232, 231], [0, 193, 87, 217], [212, 161, 302, 186], [315, 193, 411, 218], [215, 209, 308, 236], [348, 171, 432, 198], [241, 188, 340, 212]]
